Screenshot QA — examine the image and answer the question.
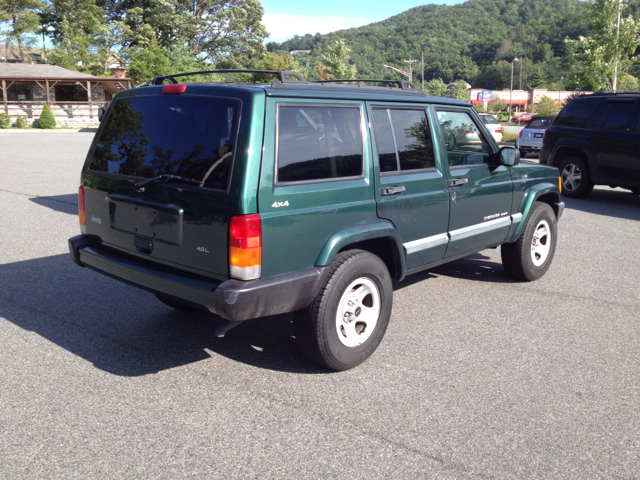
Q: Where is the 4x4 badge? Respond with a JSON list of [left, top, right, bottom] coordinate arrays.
[[272, 201, 289, 208]]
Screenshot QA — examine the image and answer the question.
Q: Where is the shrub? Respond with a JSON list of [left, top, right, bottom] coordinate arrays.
[[15, 116, 29, 128], [502, 132, 518, 143], [38, 104, 56, 129], [0, 112, 10, 129], [497, 112, 510, 122]]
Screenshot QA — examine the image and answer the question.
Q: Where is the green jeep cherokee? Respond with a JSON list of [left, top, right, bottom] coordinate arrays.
[[69, 70, 564, 371]]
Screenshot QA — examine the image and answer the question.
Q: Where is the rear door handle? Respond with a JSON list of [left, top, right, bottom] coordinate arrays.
[[380, 186, 406, 196], [448, 178, 468, 187]]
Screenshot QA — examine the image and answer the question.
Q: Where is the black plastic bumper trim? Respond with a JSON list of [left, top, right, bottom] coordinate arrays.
[[68, 236, 327, 322]]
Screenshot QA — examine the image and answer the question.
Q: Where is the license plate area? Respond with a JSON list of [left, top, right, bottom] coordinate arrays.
[[534, 133, 543, 138], [107, 195, 184, 245]]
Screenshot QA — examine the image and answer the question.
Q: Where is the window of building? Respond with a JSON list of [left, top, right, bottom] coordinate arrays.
[[54, 85, 88, 102]]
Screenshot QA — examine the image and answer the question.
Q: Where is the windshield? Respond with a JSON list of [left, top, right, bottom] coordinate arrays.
[[89, 95, 240, 190], [528, 118, 553, 129], [481, 115, 499, 124]]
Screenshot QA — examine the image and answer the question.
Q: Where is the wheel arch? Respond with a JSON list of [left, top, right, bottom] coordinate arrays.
[[315, 221, 407, 282], [507, 184, 560, 243], [553, 145, 592, 174]]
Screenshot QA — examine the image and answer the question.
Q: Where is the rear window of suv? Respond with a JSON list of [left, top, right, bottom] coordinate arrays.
[[554, 97, 601, 127], [89, 96, 240, 191]]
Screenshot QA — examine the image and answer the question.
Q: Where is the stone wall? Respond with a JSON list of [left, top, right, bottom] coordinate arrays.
[[3, 83, 107, 128]]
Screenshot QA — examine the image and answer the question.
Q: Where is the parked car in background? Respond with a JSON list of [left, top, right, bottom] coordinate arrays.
[[511, 112, 533, 122], [540, 92, 640, 197], [515, 115, 555, 157], [479, 113, 503, 142]]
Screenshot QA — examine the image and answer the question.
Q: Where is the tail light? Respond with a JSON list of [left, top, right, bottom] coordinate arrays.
[[496, 129, 502, 133], [543, 130, 548, 144], [462, 130, 474, 134], [229, 214, 262, 280], [518, 130, 523, 138], [78, 186, 86, 234]]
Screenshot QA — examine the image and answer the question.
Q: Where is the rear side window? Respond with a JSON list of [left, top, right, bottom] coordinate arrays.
[[372, 108, 436, 172], [554, 97, 600, 127], [276, 105, 363, 184], [590, 101, 634, 130], [89, 96, 239, 190]]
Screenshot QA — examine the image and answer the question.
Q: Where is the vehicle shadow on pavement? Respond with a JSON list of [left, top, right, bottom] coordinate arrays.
[[29, 194, 78, 215], [394, 252, 513, 289], [0, 254, 329, 376], [563, 189, 640, 221]]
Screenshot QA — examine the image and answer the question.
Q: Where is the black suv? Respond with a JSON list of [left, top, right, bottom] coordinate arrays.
[[540, 92, 640, 197]]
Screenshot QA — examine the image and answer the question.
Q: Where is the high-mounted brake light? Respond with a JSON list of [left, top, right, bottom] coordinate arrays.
[[78, 186, 86, 234], [162, 84, 187, 94], [229, 214, 262, 280]]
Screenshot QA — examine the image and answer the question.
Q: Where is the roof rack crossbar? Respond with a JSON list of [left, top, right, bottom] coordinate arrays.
[[312, 79, 420, 91], [144, 69, 308, 86]]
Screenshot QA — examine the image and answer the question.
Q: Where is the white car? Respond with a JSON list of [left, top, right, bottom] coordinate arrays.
[[479, 113, 503, 142]]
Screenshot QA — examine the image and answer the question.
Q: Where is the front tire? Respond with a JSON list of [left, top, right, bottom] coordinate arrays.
[[294, 250, 393, 371], [558, 156, 593, 198], [501, 202, 558, 281]]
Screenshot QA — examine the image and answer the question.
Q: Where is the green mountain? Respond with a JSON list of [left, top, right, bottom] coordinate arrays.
[[266, 0, 592, 90]]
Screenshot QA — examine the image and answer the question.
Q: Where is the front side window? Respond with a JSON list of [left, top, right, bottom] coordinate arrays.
[[372, 108, 436, 173], [89, 96, 239, 191], [277, 105, 363, 183], [436, 110, 491, 166]]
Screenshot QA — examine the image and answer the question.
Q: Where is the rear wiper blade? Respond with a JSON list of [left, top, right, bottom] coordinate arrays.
[[134, 174, 201, 191]]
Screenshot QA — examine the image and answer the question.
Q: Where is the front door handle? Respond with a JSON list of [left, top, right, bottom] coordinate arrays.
[[448, 178, 469, 187], [380, 186, 406, 196]]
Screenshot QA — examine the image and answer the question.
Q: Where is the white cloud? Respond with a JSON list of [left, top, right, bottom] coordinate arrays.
[[263, 13, 378, 44]]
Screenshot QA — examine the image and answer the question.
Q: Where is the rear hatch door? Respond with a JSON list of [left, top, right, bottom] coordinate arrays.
[[81, 86, 258, 281]]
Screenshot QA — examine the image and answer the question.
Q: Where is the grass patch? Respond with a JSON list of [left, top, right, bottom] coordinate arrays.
[[502, 132, 518, 143]]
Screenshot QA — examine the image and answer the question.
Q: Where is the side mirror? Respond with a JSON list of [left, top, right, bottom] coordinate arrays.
[[499, 146, 520, 166]]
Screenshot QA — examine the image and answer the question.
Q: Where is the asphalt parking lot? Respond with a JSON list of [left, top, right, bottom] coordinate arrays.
[[1, 130, 639, 479]]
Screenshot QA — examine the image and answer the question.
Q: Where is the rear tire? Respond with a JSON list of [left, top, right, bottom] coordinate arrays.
[[294, 250, 393, 371], [156, 294, 201, 312], [558, 156, 593, 198], [501, 202, 557, 282]]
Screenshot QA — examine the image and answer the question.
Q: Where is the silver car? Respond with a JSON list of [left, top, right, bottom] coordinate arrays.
[[516, 116, 555, 157]]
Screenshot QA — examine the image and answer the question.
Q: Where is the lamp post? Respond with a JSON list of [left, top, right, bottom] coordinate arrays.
[[509, 57, 519, 117]]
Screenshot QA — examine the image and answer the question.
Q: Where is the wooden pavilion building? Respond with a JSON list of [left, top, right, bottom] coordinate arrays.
[[0, 63, 132, 127]]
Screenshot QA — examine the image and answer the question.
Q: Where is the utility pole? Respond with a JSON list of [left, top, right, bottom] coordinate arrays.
[[519, 58, 523, 90], [404, 59, 417, 82], [421, 52, 424, 90], [613, 0, 622, 91]]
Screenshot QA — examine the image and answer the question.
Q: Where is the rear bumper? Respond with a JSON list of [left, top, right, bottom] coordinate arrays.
[[69, 235, 327, 322]]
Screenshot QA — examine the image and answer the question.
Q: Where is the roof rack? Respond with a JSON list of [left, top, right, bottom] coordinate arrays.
[[591, 90, 640, 95], [312, 79, 420, 91], [141, 69, 308, 86]]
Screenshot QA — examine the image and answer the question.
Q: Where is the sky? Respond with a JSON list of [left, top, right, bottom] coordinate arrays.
[[261, 0, 466, 43]]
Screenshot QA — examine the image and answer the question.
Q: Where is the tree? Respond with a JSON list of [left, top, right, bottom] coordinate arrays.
[[0, 0, 44, 61], [566, 0, 640, 90], [321, 39, 357, 79], [528, 67, 547, 88], [487, 95, 507, 114], [252, 52, 299, 82], [449, 80, 470, 102], [423, 78, 447, 97], [533, 96, 558, 115], [38, 104, 56, 128]]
